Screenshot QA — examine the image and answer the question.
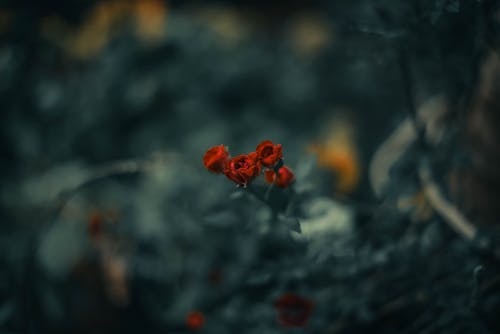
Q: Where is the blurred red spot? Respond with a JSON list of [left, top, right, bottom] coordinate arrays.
[[274, 293, 314, 327], [88, 211, 103, 237], [186, 311, 205, 330]]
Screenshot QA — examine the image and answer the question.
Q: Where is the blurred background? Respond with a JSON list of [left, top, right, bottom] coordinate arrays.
[[1, 0, 500, 333]]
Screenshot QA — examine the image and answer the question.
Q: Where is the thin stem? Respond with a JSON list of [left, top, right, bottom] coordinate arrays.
[[264, 182, 275, 200], [244, 185, 271, 208], [244, 185, 279, 222]]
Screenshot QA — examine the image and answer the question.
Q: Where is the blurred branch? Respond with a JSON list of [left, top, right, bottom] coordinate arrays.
[[55, 153, 172, 214], [418, 161, 476, 240], [419, 160, 500, 261]]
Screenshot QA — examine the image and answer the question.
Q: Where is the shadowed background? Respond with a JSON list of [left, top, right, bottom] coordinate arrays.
[[1, 0, 500, 333]]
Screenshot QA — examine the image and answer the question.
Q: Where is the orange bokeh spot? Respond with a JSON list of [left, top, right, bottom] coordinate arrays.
[[40, 0, 168, 59], [186, 311, 205, 330], [309, 117, 360, 194], [134, 0, 167, 42]]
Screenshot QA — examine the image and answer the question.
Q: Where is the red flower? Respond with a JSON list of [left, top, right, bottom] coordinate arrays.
[[203, 145, 230, 174], [264, 166, 295, 188], [224, 152, 261, 187], [264, 169, 275, 184], [186, 311, 205, 330], [273, 293, 314, 327], [256, 140, 283, 168]]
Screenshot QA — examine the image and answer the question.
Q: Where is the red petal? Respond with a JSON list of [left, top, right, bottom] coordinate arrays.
[[264, 170, 275, 184]]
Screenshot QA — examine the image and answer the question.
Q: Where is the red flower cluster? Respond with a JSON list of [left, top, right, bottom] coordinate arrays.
[[273, 293, 314, 327], [202, 140, 294, 188]]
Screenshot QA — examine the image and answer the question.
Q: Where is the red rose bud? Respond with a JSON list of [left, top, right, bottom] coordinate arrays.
[[203, 145, 230, 173], [256, 140, 283, 168], [274, 293, 314, 327], [275, 166, 295, 188], [224, 152, 261, 187], [186, 311, 205, 330], [264, 169, 275, 184], [265, 166, 295, 188]]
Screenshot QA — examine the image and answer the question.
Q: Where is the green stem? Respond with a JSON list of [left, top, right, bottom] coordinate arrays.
[[244, 184, 278, 222]]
